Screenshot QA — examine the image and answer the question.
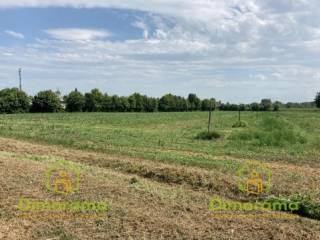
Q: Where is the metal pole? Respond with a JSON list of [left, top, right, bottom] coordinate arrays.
[[18, 68, 22, 91]]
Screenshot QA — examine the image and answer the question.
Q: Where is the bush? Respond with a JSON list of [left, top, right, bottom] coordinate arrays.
[[232, 121, 247, 128], [196, 131, 221, 140], [0, 88, 30, 113], [31, 90, 63, 113]]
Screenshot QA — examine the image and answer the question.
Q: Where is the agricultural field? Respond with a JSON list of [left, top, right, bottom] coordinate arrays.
[[0, 110, 320, 239]]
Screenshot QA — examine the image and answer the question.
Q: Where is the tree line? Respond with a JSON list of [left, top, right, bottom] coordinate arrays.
[[0, 88, 319, 114]]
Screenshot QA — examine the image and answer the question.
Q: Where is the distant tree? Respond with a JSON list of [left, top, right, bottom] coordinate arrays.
[[0, 88, 31, 114], [260, 99, 273, 111], [315, 92, 320, 108], [31, 90, 63, 113], [84, 89, 104, 112], [239, 104, 246, 111], [64, 89, 85, 112], [119, 97, 130, 112], [127, 95, 136, 112], [159, 94, 177, 112], [188, 93, 201, 111], [273, 103, 280, 111], [201, 98, 216, 111], [250, 102, 260, 111], [101, 94, 112, 112], [132, 93, 146, 112], [144, 97, 158, 112]]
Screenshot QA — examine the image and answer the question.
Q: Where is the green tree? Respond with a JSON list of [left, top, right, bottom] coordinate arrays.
[[31, 90, 63, 113], [250, 102, 260, 111], [64, 89, 85, 112], [84, 89, 104, 112], [315, 92, 320, 108], [144, 97, 158, 112], [128, 93, 145, 112], [201, 98, 216, 111], [159, 94, 176, 112], [188, 93, 201, 111], [0, 88, 31, 113], [260, 99, 273, 111]]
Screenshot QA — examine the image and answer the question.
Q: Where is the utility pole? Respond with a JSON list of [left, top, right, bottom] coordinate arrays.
[[18, 68, 22, 91]]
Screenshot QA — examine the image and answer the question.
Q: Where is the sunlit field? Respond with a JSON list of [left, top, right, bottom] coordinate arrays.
[[0, 110, 319, 239]]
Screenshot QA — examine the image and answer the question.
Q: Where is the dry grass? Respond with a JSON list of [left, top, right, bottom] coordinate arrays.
[[0, 138, 320, 239]]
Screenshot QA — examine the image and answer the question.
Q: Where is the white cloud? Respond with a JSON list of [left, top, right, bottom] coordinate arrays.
[[1, 0, 320, 102], [44, 28, 111, 41], [4, 30, 24, 39]]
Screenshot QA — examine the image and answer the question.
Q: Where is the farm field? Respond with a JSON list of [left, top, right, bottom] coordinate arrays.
[[0, 110, 320, 239]]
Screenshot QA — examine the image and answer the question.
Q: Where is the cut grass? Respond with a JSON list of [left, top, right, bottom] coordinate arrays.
[[0, 111, 319, 167]]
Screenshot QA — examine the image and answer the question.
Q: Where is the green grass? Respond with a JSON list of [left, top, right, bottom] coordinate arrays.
[[0, 110, 319, 169]]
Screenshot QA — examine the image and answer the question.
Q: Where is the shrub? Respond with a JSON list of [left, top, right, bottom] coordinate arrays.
[[196, 131, 221, 140], [0, 88, 30, 113], [31, 90, 63, 113]]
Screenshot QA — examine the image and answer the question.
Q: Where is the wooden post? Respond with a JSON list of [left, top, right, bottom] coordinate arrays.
[[208, 108, 212, 133], [208, 101, 214, 133]]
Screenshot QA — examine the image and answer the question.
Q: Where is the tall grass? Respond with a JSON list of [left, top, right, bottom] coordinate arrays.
[[229, 116, 307, 147]]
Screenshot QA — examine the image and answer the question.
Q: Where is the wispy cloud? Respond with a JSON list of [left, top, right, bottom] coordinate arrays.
[[44, 28, 111, 41], [4, 30, 24, 39]]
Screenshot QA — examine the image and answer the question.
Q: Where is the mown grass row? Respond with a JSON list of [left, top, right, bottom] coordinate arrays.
[[0, 110, 319, 168]]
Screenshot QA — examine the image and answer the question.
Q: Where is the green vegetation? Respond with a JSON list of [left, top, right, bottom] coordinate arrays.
[[64, 89, 85, 112], [196, 131, 221, 140], [232, 121, 247, 128], [0, 110, 319, 168], [315, 92, 320, 108], [0, 88, 30, 113], [31, 90, 63, 113], [267, 195, 320, 220], [229, 117, 307, 147]]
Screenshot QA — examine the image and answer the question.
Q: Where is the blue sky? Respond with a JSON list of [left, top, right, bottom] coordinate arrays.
[[0, 0, 320, 103]]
